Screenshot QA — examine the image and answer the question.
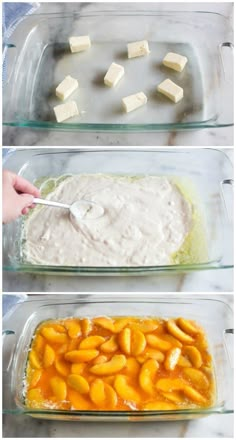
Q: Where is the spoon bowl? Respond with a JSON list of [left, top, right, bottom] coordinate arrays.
[[33, 198, 105, 221]]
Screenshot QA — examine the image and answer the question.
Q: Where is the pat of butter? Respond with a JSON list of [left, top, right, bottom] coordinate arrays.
[[122, 92, 147, 113], [104, 62, 124, 87], [163, 52, 188, 72], [127, 40, 150, 59], [157, 79, 183, 103], [54, 101, 79, 123], [56, 76, 79, 100], [69, 35, 91, 53]]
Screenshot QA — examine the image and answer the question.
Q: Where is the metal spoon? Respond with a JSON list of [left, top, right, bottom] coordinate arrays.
[[33, 197, 104, 221]]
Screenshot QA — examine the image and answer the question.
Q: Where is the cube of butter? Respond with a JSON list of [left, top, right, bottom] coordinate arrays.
[[56, 75, 79, 100], [122, 92, 147, 113], [163, 52, 188, 72], [69, 35, 91, 53], [127, 40, 150, 59], [54, 101, 79, 123], [157, 79, 183, 103], [104, 62, 124, 87]]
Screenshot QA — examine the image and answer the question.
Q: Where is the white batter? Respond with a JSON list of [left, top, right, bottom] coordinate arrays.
[[23, 174, 192, 266]]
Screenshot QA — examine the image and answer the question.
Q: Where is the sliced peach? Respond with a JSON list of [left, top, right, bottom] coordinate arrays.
[[162, 334, 183, 348], [33, 334, 45, 354], [100, 335, 118, 353], [125, 357, 140, 377], [130, 319, 159, 333], [177, 318, 199, 335], [29, 369, 42, 388], [79, 335, 105, 349], [131, 329, 146, 356], [27, 388, 43, 407], [50, 376, 67, 400], [184, 346, 203, 369], [68, 389, 91, 410], [43, 344, 55, 368], [93, 355, 108, 365], [90, 379, 106, 406], [93, 317, 114, 332], [55, 358, 71, 377], [166, 320, 194, 343], [81, 318, 92, 336], [161, 391, 186, 404], [66, 321, 82, 339], [177, 355, 192, 368], [65, 349, 99, 363], [146, 334, 172, 351], [119, 328, 131, 354], [71, 362, 86, 374], [156, 378, 186, 392], [114, 375, 140, 403], [182, 368, 209, 390], [142, 348, 165, 363], [29, 350, 41, 369], [113, 318, 130, 333], [67, 374, 90, 394], [164, 347, 181, 371], [90, 354, 126, 375], [139, 359, 159, 395], [41, 327, 68, 344], [183, 385, 206, 404]]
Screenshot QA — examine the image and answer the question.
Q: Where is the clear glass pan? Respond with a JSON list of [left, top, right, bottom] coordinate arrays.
[[2, 10, 233, 131], [2, 148, 233, 276], [2, 295, 234, 421]]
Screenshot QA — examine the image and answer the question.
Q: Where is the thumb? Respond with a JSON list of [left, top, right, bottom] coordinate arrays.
[[18, 193, 34, 212]]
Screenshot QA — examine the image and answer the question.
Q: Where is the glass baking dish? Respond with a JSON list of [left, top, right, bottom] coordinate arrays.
[[2, 148, 233, 276], [2, 295, 234, 421], [2, 10, 233, 131]]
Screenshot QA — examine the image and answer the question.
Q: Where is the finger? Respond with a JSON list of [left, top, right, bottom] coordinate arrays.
[[22, 207, 30, 215], [14, 175, 41, 198], [18, 193, 34, 211]]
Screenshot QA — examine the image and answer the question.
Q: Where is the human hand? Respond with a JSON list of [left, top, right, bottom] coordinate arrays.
[[2, 169, 41, 224]]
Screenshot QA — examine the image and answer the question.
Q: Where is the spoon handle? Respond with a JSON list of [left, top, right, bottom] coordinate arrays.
[[33, 198, 70, 209]]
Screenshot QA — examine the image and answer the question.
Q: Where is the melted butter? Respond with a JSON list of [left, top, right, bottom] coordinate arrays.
[[23, 175, 193, 266]]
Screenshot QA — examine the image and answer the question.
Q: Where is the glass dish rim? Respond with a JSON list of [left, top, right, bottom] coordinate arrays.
[[4, 295, 234, 417], [3, 148, 234, 274], [3, 9, 233, 131]]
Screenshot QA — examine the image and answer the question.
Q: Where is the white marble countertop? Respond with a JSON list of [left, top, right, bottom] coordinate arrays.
[[2, 293, 234, 438], [2, 2, 234, 147], [3, 147, 233, 293]]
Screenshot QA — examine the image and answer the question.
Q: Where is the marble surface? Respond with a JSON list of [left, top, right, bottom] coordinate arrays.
[[2, 147, 233, 293], [2, 2, 234, 147], [2, 293, 234, 438]]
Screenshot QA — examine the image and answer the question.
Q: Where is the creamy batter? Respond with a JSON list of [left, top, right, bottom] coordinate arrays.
[[23, 174, 192, 266]]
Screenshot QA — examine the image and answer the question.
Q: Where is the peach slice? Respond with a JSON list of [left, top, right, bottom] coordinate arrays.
[[100, 335, 118, 353], [41, 327, 68, 344], [139, 359, 159, 394], [90, 354, 126, 375], [55, 358, 70, 377], [114, 375, 140, 403], [43, 344, 55, 368], [182, 368, 209, 390], [177, 318, 199, 335], [79, 335, 105, 349], [50, 376, 67, 400], [156, 378, 186, 392], [146, 334, 172, 351], [29, 350, 41, 369], [164, 347, 181, 371], [67, 374, 90, 394], [65, 349, 99, 363], [166, 320, 194, 343], [184, 346, 203, 369]]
